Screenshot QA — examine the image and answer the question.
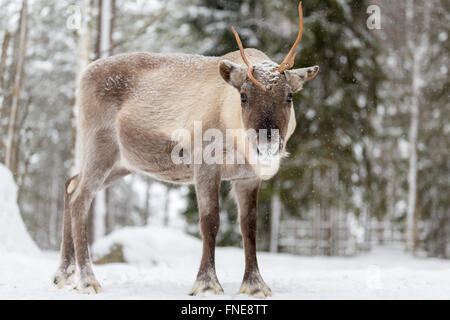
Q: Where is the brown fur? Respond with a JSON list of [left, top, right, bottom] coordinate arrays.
[[54, 49, 319, 297]]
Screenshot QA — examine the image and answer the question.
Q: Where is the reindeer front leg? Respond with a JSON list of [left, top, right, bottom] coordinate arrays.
[[233, 178, 272, 298], [190, 164, 224, 296]]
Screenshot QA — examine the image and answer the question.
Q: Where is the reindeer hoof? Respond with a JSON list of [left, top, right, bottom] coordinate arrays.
[[74, 280, 102, 294], [190, 277, 224, 296], [73, 275, 102, 294], [238, 275, 272, 298], [53, 266, 76, 289]]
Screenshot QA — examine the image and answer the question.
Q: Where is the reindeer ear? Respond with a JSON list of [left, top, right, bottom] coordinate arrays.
[[219, 60, 247, 89], [284, 65, 319, 92]]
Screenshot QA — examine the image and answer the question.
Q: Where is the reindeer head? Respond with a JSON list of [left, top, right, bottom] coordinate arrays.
[[219, 2, 319, 166]]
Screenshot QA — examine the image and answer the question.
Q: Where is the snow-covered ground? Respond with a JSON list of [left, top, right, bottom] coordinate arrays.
[[1, 237, 450, 300], [0, 164, 39, 254]]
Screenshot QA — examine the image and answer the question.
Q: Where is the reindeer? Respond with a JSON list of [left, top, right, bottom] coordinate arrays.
[[53, 2, 319, 298]]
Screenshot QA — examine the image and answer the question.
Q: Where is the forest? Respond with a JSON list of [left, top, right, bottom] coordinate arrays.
[[0, 0, 448, 263]]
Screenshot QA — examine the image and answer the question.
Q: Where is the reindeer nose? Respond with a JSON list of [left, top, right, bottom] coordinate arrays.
[[260, 118, 278, 136], [261, 127, 279, 142]]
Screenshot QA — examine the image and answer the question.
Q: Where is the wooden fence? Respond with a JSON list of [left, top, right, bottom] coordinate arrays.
[[278, 216, 426, 256]]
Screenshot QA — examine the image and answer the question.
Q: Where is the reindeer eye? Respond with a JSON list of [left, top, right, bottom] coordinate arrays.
[[241, 93, 248, 103], [287, 93, 293, 103]]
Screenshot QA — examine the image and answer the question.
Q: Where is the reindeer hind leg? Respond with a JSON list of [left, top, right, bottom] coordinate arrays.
[[69, 129, 120, 294], [53, 175, 79, 288]]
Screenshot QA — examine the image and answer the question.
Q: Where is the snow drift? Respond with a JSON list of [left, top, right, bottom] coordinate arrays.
[[0, 164, 39, 254], [92, 226, 201, 266]]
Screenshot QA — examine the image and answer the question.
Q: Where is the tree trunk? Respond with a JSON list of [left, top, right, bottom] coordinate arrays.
[[98, 0, 112, 59], [104, 187, 113, 235], [4, 1, 28, 174], [312, 168, 321, 255], [72, 0, 94, 174], [49, 154, 59, 248], [94, 0, 114, 58], [163, 187, 170, 227], [0, 31, 11, 93], [0, 31, 11, 126], [94, 0, 102, 60], [406, 80, 419, 252], [109, 0, 116, 56], [405, 1, 430, 253]]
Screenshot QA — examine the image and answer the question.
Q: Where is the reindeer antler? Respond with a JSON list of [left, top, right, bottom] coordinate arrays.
[[275, 1, 303, 73], [231, 26, 267, 91]]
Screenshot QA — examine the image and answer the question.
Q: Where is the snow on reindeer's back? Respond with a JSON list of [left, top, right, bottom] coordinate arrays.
[[0, 164, 39, 254]]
